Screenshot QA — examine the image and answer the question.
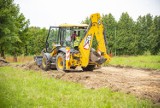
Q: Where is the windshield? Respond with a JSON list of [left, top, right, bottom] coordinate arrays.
[[60, 28, 72, 46], [46, 26, 87, 52]]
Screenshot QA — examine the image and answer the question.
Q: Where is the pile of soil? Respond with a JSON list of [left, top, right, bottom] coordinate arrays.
[[0, 58, 9, 67], [14, 61, 41, 71], [14, 62, 160, 104]]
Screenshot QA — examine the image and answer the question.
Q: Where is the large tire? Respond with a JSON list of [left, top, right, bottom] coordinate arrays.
[[56, 53, 66, 71], [41, 55, 50, 71], [82, 65, 95, 71]]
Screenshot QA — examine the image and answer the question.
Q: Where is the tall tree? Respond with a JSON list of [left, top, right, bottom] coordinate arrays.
[[150, 16, 160, 54], [117, 12, 135, 55], [9, 13, 29, 61], [25, 27, 48, 55], [0, 0, 19, 58], [102, 13, 117, 55], [0, 0, 29, 60], [136, 14, 154, 55]]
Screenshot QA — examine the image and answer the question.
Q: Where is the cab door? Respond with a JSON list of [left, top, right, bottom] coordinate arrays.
[[46, 26, 60, 53]]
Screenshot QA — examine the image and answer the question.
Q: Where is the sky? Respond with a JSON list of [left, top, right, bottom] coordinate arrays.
[[14, 0, 160, 28]]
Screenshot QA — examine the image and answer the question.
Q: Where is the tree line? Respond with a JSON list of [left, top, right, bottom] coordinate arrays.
[[82, 13, 160, 56], [0, 0, 160, 61], [0, 0, 48, 61], [0, 0, 29, 61]]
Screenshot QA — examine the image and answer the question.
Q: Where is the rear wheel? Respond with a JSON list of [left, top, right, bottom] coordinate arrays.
[[56, 53, 66, 71], [41, 55, 50, 71], [82, 65, 95, 71]]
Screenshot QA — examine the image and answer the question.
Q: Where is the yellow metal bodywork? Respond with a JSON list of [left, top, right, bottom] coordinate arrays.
[[79, 13, 111, 67]]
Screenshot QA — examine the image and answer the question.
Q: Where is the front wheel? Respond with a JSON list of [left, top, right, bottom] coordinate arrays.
[[41, 55, 50, 71], [56, 53, 66, 71]]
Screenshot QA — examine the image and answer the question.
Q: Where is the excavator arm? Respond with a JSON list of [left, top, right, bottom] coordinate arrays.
[[79, 13, 111, 67]]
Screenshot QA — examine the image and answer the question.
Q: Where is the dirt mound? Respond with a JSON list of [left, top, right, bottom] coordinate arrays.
[[14, 61, 41, 71], [0, 58, 9, 67], [14, 62, 160, 104]]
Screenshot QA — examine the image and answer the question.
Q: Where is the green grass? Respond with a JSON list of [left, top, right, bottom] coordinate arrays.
[[108, 55, 160, 70], [0, 67, 152, 108]]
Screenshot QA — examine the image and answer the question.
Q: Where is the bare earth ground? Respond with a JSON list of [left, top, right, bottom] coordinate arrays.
[[0, 60, 160, 104], [51, 67, 160, 104]]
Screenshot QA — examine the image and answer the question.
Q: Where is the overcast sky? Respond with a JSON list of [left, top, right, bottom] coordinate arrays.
[[14, 0, 160, 28]]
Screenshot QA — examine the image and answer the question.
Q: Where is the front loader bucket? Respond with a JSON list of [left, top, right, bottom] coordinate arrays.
[[34, 56, 43, 66]]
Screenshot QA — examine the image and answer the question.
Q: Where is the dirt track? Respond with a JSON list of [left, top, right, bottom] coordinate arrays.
[[6, 61, 160, 104]]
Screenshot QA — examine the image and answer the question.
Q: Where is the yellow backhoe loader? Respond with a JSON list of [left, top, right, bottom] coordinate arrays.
[[34, 13, 111, 71]]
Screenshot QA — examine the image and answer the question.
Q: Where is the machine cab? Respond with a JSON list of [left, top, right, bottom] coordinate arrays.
[[45, 24, 88, 53]]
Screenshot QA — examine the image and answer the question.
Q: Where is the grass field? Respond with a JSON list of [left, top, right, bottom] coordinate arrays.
[[0, 67, 152, 108], [108, 55, 160, 70]]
